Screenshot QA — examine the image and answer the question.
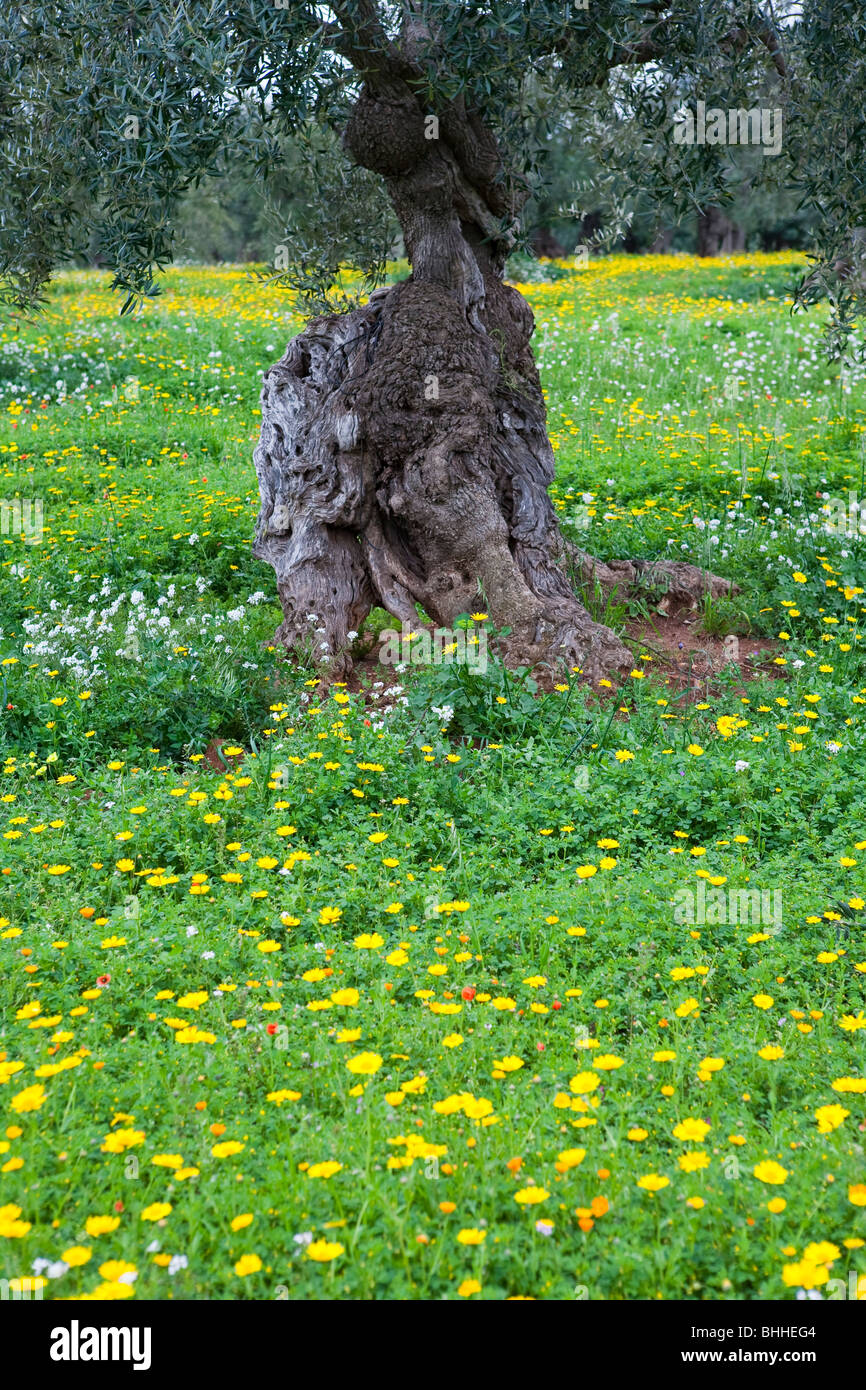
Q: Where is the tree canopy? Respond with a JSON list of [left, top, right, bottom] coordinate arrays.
[[2, 2, 865, 348]]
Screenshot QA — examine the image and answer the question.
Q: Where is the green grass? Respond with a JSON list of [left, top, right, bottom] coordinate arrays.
[[0, 253, 864, 1302]]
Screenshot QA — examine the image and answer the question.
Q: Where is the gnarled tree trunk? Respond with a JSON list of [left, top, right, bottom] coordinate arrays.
[[252, 70, 734, 681]]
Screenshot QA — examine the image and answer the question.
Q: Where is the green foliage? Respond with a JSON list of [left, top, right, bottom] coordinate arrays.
[[249, 121, 398, 315], [1, 2, 865, 345], [1, 254, 865, 1300]]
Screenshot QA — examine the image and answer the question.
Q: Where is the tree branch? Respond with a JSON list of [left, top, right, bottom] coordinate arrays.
[[598, 10, 788, 81], [322, 1, 422, 84], [727, 21, 788, 81]]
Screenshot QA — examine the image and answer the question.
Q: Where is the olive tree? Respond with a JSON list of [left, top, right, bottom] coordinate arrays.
[[2, 1, 864, 677]]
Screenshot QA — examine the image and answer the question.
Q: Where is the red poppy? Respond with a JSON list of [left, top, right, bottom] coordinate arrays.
[[96, 975, 111, 987], [265, 1023, 278, 1036], [461, 986, 476, 1002]]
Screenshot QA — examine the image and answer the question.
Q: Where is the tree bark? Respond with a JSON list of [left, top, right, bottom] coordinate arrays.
[[253, 75, 734, 682]]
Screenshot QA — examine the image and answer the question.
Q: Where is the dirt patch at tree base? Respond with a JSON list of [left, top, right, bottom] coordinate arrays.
[[628, 614, 783, 700], [274, 608, 782, 711]]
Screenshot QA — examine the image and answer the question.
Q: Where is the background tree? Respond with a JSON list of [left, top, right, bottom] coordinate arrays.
[[2, 1, 865, 678], [159, 102, 816, 264]]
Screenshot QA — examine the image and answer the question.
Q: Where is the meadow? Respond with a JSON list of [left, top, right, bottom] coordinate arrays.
[[0, 252, 864, 1301]]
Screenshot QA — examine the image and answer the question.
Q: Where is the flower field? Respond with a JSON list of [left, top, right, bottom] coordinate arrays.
[[0, 253, 865, 1301]]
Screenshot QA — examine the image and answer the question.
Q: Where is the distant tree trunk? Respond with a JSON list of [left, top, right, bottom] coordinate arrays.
[[623, 221, 672, 254], [622, 226, 641, 253], [649, 227, 674, 253], [253, 77, 735, 680], [530, 226, 567, 258], [800, 226, 866, 299], [580, 210, 604, 243], [833, 226, 866, 288], [697, 208, 745, 256]]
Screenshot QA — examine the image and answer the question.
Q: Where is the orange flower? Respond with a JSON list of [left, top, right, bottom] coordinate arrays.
[[506, 1157, 522, 1174]]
